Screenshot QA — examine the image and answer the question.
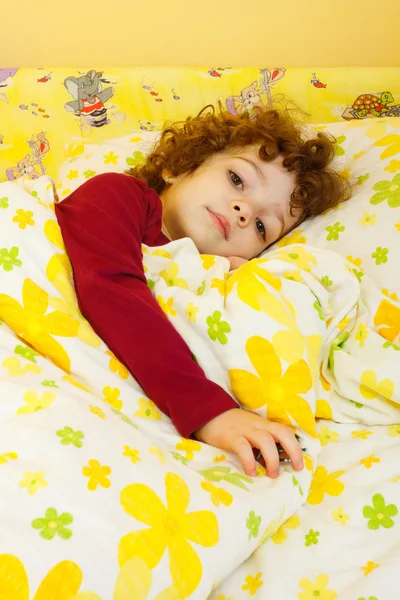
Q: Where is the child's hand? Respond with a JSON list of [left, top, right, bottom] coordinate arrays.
[[227, 256, 248, 271], [194, 408, 304, 478]]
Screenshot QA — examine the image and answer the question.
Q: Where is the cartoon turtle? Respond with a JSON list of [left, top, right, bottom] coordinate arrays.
[[353, 91, 394, 118]]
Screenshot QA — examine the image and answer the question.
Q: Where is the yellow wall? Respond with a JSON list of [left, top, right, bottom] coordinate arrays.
[[1, 0, 398, 67]]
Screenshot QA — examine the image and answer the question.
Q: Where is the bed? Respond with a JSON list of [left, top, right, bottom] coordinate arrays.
[[0, 66, 399, 599]]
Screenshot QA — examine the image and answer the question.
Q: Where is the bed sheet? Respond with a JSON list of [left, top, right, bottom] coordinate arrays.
[[211, 420, 400, 600]]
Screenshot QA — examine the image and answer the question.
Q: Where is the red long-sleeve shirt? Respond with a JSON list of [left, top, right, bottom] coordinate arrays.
[[55, 172, 238, 438]]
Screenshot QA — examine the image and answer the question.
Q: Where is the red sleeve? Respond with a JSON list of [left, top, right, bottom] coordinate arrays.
[[55, 173, 237, 438]]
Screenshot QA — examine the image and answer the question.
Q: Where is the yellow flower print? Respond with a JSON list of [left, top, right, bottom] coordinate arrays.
[[271, 515, 300, 544], [360, 370, 394, 400], [352, 430, 373, 440], [360, 455, 380, 468], [82, 459, 111, 491], [89, 405, 106, 420], [374, 299, 400, 342], [106, 350, 129, 379], [392, 475, 400, 483], [361, 560, 380, 576], [346, 255, 362, 268], [385, 159, 400, 173], [17, 390, 56, 415], [304, 454, 313, 471], [307, 466, 345, 505], [355, 323, 369, 348], [0, 452, 18, 464], [148, 446, 167, 463], [217, 596, 234, 600], [297, 574, 337, 600], [118, 472, 219, 598], [0, 279, 79, 373], [214, 454, 227, 462], [2, 356, 41, 377], [316, 399, 333, 420], [123, 446, 141, 464], [242, 572, 263, 596], [152, 248, 171, 258], [160, 262, 189, 289], [104, 150, 119, 164], [211, 277, 226, 296], [66, 169, 79, 180], [375, 133, 400, 159], [274, 245, 317, 272], [175, 438, 202, 460], [387, 424, 400, 437], [337, 316, 351, 331], [284, 269, 304, 282], [277, 229, 307, 247], [331, 507, 350, 526], [359, 212, 376, 227], [382, 288, 398, 302], [259, 506, 286, 545], [157, 296, 177, 317], [319, 426, 339, 447], [0, 554, 85, 599], [226, 259, 282, 312], [229, 337, 316, 437], [256, 464, 266, 477], [201, 482, 233, 507], [396, 222, 400, 232], [19, 470, 47, 495], [102, 386, 123, 410], [63, 375, 91, 393], [200, 254, 216, 269], [12, 208, 35, 229], [340, 167, 351, 180], [185, 302, 199, 323], [134, 397, 161, 420]]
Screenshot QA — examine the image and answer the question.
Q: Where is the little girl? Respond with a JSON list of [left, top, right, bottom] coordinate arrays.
[[55, 104, 349, 477]]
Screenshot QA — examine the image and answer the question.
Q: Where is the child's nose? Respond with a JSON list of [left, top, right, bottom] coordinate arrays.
[[232, 201, 252, 227]]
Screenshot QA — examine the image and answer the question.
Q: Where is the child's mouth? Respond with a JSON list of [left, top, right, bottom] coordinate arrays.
[[207, 209, 230, 240]]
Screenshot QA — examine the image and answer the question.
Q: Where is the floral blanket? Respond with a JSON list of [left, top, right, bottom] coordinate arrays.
[[0, 176, 399, 599]]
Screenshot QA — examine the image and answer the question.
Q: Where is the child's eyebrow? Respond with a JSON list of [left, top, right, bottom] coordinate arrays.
[[235, 156, 266, 183]]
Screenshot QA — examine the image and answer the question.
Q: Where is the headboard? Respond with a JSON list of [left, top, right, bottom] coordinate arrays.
[[1, 66, 399, 182]]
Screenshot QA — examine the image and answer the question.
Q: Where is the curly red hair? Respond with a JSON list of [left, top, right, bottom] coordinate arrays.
[[126, 103, 350, 222]]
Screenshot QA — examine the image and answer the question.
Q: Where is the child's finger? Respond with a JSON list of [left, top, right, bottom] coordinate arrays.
[[230, 437, 257, 477], [252, 433, 280, 478], [273, 431, 304, 471]]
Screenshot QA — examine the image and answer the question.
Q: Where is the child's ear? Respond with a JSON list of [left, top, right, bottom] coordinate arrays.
[[162, 169, 176, 185]]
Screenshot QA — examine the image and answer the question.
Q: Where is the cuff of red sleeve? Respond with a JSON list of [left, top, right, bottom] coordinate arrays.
[[172, 391, 239, 440]]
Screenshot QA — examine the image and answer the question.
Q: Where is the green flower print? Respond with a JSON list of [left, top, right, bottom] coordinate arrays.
[[206, 311, 231, 344], [351, 268, 364, 283], [370, 173, 400, 208], [111, 407, 137, 428], [371, 246, 389, 265], [357, 173, 370, 186], [363, 493, 398, 529], [334, 135, 346, 156], [321, 275, 333, 286], [197, 280, 206, 296], [14, 344, 39, 363], [171, 451, 189, 466], [56, 426, 84, 448], [32, 508, 73, 540], [305, 529, 320, 546], [313, 300, 324, 321], [292, 475, 304, 496], [357, 597, 378, 600], [0, 197, 9, 209], [0, 247, 22, 271], [247, 510, 261, 540], [383, 340, 400, 351], [42, 380, 59, 387], [328, 331, 350, 370], [325, 222, 345, 241], [126, 151, 145, 167], [83, 169, 96, 179]]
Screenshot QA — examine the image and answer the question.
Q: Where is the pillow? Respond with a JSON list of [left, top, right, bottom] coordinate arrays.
[[57, 130, 159, 198], [270, 117, 400, 296]]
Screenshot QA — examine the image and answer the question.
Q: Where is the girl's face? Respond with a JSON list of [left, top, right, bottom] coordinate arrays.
[[160, 146, 300, 259]]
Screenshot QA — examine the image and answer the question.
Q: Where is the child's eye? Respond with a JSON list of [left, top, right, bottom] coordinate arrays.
[[229, 170, 243, 190], [255, 217, 266, 241]]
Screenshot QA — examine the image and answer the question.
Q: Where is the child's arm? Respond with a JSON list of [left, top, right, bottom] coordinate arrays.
[[55, 173, 238, 439]]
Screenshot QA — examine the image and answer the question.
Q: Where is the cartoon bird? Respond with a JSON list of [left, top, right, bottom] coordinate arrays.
[[37, 73, 52, 83], [208, 68, 222, 78]]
